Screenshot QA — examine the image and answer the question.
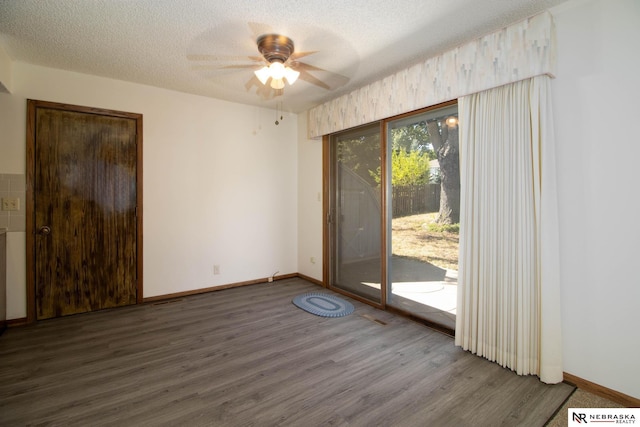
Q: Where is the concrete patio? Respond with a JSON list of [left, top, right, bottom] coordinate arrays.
[[337, 255, 458, 330]]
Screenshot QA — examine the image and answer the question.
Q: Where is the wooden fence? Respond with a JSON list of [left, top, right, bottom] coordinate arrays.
[[392, 184, 441, 217]]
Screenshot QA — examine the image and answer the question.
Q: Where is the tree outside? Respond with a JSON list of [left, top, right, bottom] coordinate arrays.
[[427, 117, 460, 224]]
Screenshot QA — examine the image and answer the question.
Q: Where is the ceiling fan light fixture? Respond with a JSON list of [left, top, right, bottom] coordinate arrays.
[[284, 67, 300, 85], [254, 66, 271, 85], [270, 78, 285, 90], [255, 62, 298, 88], [269, 61, 285, 80]]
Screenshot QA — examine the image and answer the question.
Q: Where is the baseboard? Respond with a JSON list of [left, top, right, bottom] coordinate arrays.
[[296, 273, 324, 287], [142, 273, 299, 303], [6, 317, 29, 328], [7, 274, 316, 320], [563, 372, 640, 407]]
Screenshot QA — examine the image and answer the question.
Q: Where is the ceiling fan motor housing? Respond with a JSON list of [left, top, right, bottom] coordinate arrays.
[[257, 34, 295, 64]]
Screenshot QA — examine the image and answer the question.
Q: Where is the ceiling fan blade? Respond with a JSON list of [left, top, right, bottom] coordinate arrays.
[[190, 64, 221, 70], [289, 50, 319, 61], [290, 61, 325, 72], [293, 61, 348, 80], [244, 75, 260, 91], [190, 63, 262, 73], [298, 70, 330, 90], [293, 62, 350, 90], [219, 64, 261, 70], [187, 54, 261, 62], [244, 76, 282, 100]]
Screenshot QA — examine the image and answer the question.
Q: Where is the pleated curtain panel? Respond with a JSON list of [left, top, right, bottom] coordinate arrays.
[[456, 75, 563, 384]]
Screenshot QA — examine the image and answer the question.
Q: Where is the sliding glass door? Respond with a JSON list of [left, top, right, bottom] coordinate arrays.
[[328, 123, 382, 304], [326, 102, 459, 330]]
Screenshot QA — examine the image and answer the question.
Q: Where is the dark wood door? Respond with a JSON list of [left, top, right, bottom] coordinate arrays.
[[28, 101, 142, 320]]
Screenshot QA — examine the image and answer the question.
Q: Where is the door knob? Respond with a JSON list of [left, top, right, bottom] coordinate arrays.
[[38, 225, 51, 235]]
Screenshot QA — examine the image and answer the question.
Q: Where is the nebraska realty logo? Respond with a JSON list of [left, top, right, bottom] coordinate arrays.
[[569, 408, 638, 425]]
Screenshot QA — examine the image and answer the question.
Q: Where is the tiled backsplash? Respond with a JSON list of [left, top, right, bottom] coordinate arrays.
[[0, 173, 26, 232]]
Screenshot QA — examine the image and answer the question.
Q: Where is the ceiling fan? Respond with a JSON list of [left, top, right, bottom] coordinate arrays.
[[187, 31, 348, 98], [253, 34, 301, 90]]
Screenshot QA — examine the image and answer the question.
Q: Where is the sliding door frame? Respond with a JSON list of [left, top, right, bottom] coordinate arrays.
[[322, 100, 458, 330], [322, 122, 387, 309]]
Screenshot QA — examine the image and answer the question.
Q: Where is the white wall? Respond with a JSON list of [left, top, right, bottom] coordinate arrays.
[[551, 0, 640, 399], [296, 113, 323, 280], [0, 62, 298, 318], [0, 44, 11, 93]]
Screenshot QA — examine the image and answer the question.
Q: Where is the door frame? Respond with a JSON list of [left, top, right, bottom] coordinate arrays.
[[25, 99, 144, 323]]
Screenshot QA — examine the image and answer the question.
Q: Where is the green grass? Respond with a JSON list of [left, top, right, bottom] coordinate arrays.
[[393, 212, 460, 270], [426, 222, 459, 233]]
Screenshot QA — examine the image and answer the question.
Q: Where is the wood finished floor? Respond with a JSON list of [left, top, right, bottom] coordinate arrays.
[[0, 278, 573, 426]]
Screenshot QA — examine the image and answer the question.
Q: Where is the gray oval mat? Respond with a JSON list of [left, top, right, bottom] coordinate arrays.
[[292, 292, 355, 318]]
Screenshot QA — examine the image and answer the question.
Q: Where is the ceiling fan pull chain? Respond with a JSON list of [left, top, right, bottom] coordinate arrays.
[[274, 101, 285, 126]]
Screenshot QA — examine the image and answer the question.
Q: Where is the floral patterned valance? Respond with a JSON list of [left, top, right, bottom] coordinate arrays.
[[306, 11, 555, 139]]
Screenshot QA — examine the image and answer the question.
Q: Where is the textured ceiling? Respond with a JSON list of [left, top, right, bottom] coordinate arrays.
[[0, 0, 568, 113]]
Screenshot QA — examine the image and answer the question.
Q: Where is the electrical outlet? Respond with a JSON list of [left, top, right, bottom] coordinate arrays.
[[1, 197, 20, 211], [213, 265, 220, 275], [310, 257, 316, 264]]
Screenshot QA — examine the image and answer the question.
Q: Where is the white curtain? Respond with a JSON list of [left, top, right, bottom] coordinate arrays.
[[455, 75, 563, 383]]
